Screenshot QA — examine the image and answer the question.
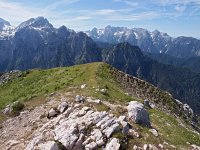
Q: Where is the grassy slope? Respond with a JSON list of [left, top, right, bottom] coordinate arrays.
[[0, 62, 199, 147], [0, 62, 132, 108]]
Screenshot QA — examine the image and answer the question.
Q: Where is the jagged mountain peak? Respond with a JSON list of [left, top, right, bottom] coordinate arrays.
[[17, 16, 54, 30], [0, 18, 15, 39], [88, 26, 200, 57]]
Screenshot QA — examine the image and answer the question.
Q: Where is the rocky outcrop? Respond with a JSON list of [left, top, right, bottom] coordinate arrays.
[[3, 97, 141, 150], [127, 101, 151, 127], [0, 70, 22, 85]]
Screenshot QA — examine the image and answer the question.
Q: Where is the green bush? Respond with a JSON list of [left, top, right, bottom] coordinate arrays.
[[11, 101, 24, 113]]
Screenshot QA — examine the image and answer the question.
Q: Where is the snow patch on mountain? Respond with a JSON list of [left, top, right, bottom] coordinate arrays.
[[0, 18, 15, 39]]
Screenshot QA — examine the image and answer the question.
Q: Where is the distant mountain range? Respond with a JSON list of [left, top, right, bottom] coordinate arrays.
[[1, 17, 200, 115], [86, 26, 200, 58], [0, 17, 101, 71]]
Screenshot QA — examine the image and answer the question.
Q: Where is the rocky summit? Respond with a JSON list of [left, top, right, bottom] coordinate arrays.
[[0, 62, 200, 150]]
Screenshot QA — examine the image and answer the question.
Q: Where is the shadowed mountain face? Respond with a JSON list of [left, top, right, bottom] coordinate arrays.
[[145, 52, 200, 73], [86, 26, 200, 58], [0, 17, 200, 115], [102, 42, 200, 115], [0, 17, 102, 71]]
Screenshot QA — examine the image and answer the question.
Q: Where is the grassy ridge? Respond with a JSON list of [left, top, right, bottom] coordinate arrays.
[[0, 62, 132, 108], [0, 62, 199, 147]]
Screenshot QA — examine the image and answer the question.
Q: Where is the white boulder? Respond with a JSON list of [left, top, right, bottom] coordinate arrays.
[[127, 101, 151, 127]]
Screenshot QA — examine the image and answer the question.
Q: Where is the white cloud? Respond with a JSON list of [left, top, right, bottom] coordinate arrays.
[[113, 0, 138, 6], [74, 16, 92, 20], [44, 0, 80, 11], [0, 1, 41, 25], [0, 0, 81, 27], [175, 4, 186, 12], [95, 9, 117, 15], [103, 11, 161, 21]]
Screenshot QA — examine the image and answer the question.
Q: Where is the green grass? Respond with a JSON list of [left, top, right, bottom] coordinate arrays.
[[0, 62, 133, 109], [149, 109, 200, 148], [126, 109, 200, 149]]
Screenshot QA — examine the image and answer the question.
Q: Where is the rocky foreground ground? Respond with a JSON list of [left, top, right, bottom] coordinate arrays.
[[0, 90, 200, 150]]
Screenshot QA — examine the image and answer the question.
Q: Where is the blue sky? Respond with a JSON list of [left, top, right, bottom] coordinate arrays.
[[0, 0, 200, 37]]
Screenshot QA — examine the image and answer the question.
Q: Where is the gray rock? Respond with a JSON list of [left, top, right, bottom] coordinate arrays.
[[47, 108, 58, 118], [82, 137, 92, 146], [73, 133, 85, 150], [133, 145, 138, 150], [105, 138, 120, 150], [144, 99, 151, 108], [6, 140, 20, 149], [96, 99, 101, 104], [63, 107, 73, 117], [120, 121, 129, 135], [90, 129, 103, 141], [100, 118, 115, 130], [128, 129, 140, 138], [54, 122, 79, 149], [81, 84, 87, 89], [191, 144, 200, 150], [37, 141, 59, 150], [183, 104, 194, 118], [143, 144, 149, 150], [57, 102, 68, 113], [127, 101, 151, 127], [96, 116, 110, 127], [75, 95, 84, 103], [103, 123, 120, 138], [59, 134, 78, 149], [117, 116, 129, 134], [149, 129, 159, 137], [25, 135, 43, 150], [96, 139, 104, 146], [118, 116, 127, 122], [82, 107, 91, 111], [149, 144, 158, 150], [100, 89, 107, 93], [2, 105, 13, 114], [85, 141, 98, 150], [158, 144, 164, 149]]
